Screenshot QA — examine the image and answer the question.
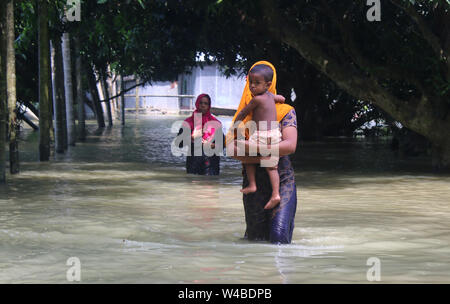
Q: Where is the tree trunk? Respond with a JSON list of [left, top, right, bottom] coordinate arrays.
[[50, 38, 66, 154], [108, 76, 116, 120], [86, 65, 105, 128], [100, 73, 113, 127], [431, 141, 450, 172], [262, 0, 450, 170], [294, 73, 326, 141], [48, 36, 54, 147], [0, 1, 6, 183], [74, 36, 86, 141], [120, 75, 125, 125], [5, 0, 18, 174], [38, 0, 51, 161], [112, 78, 119, 121], [61, 32, 76, 146]]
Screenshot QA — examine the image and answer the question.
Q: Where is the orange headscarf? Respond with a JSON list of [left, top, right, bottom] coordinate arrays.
[[226, 61, 293, 144]]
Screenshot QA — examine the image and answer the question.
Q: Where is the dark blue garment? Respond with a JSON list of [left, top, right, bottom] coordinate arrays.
[[186, 143, 220, 176], [178, 128, 221, 176], [242, 155, 297, 244], [242, 108, 298, 244]]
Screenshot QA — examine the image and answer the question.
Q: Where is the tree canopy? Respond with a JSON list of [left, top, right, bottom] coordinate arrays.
[[8, 0, 450, 169]]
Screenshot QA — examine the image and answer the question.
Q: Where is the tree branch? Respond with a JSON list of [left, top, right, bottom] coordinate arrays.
[[320, 0, 426, 93], [260, 0, 432, 133], [390, 0, 446, 60], [98, 80, 146, 103]]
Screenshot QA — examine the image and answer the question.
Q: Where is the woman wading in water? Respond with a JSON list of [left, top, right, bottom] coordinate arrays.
[[227, 61, 298, 244], [180, 94, 223, 175]]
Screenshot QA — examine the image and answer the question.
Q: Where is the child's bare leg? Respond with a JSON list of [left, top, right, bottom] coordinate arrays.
[[241, 164, 257, 194], [264, 167, 280, 209]]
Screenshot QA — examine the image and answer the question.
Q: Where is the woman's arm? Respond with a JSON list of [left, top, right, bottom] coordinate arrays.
[[229, 126, 297, 161], [232, 155, 267, 164], [278, 126, 297, 156]]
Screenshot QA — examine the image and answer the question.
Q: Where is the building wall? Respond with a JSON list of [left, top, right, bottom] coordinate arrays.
[[181, 64, 245, 109], [139, 81, 179, 112], [120, 63, 246, 113]]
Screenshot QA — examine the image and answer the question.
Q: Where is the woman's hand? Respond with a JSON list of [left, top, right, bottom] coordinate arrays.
[[228, 140, 265, 164], [237, 140, 259, 156], [227, 139, 261, 157], [202, 138, 215, 149], [228, 126, 297, 159]]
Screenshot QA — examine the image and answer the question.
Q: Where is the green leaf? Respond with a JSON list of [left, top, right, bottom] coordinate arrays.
[[137, 0, 145, 9]]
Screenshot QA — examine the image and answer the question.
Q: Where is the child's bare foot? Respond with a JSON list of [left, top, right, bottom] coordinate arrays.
[[240, 185, 257, 194], [264, 195, 280, 209]]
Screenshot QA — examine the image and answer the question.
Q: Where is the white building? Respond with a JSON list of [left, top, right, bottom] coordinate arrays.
[[123, 63, 246, 114]]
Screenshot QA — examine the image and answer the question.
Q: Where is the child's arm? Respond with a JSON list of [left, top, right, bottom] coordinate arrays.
[[274, 94, 285, 103], [234, 97, 259, 122]]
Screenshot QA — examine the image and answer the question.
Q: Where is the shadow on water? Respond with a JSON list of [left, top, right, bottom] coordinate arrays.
[[287, 136, 450, 190], [292, 137, 434, 174]]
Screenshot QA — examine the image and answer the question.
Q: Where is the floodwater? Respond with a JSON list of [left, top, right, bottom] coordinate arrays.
[[1, 115, 449, 283]]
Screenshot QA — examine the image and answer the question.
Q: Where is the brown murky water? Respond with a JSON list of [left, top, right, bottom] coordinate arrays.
[[0, 115, 449, 283]]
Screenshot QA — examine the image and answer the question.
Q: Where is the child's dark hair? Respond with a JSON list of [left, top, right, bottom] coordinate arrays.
[[249, 64, 273, 82]]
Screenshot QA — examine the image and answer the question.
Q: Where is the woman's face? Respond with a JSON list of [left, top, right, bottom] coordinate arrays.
[[198, 97, 210, 114]]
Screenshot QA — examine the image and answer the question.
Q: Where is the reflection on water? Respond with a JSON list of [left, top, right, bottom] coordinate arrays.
[[0, 115, 449, 283]]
